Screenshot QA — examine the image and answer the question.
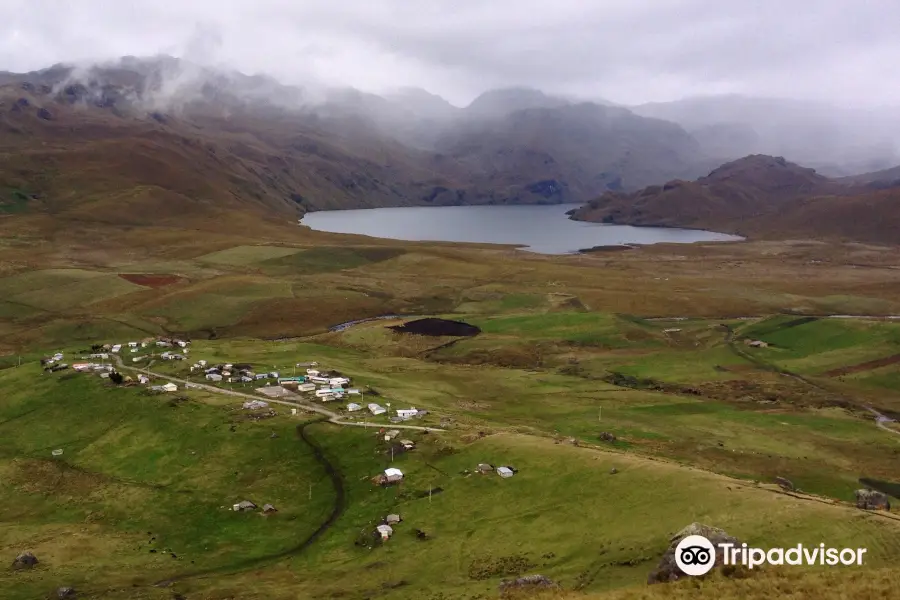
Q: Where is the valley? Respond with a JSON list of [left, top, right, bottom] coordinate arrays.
[[2, 52, 900, 600]]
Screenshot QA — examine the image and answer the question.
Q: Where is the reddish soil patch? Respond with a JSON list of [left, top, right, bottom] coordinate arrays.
[[823, 354, 900, 377], [118, 273, 183, 288]]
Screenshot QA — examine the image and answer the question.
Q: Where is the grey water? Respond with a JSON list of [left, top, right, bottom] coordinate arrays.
[[300, 203, 743, 255]]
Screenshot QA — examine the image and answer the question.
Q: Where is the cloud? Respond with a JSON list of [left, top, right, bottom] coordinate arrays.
[[1, 0, 899, 108]]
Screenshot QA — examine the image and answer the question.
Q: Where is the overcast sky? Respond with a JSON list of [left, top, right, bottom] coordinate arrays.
[[1, 0, 898, 108]]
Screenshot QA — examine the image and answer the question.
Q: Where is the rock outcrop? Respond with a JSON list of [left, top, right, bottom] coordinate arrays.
[[12, 552, 38, 570], [647, 522, 742, 584], [855, 489, 891, 510], [499, 574, 558, 596]]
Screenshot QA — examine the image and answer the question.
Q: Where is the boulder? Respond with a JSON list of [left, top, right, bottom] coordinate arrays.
[[56, 588, 76, 599], [775, 476, 795, 491], [12, 552, 38, 570], [855, 489, 891, 510], [499, 574, 558, 596], [37, 108, 53, 120], [599, 432, 617, 443], [609, 468, 618, 475], [647, 523, 742, 584]]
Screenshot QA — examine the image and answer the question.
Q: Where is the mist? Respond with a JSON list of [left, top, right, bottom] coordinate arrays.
[[3, 1, 900, 173]]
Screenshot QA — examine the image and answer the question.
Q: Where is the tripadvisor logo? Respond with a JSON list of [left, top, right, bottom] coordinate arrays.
[[674, 535, 868, 576]]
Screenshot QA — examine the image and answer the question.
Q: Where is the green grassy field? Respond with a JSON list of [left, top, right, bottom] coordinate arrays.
[[4, 235, 900, 599], [5, 360, 900, 600]]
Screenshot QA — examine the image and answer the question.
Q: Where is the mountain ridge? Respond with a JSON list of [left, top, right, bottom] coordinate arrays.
[[569, 154, 900, 244]]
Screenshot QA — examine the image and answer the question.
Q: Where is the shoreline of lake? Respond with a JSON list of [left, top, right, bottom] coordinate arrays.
[[300, 204, 743, 255]]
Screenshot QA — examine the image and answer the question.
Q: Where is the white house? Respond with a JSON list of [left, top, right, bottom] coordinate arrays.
[[368, 403, 386, 416], [128, 342, 138, 348], [347, 403, 362, 412], [111, 345, 121, 353], [298, 383, 316, 392], [329, 377, 350, 386], [497, 467, 514, 478], [376, 524, 393, 540], [161, 382, 178, 392], [384, 467, 404, 482], [396, 408, 419, 420], [206, 373, 223, 382], [138, 374, 150, 384]]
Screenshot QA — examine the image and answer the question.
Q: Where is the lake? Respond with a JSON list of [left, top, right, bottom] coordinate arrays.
[[300, 204, 743, 254]]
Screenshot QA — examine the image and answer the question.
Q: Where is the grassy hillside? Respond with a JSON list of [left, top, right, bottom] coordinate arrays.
[[4, 356, 900, 600]]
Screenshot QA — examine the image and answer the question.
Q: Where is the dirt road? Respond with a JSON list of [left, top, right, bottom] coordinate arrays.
[[113, 356, 441, 432]]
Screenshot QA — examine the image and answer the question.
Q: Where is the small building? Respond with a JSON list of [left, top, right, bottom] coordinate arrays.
[[72, 363, 91, 372], [156, 340, 172, 347], [298, 383, 317, 392], [138, 375, 150, 384], [242, 400, 269, 410], [239, 376, 253, 383], [384, 430, 401, 441], [384, 467, 404, 483], [269, 372, 279, 379], [297, 362, 318, 368], [748, 340, 769, 348], [368, 403, 386, 416], [329, 377, 350, 386], [255, 374, 268, 380], [477, 463, 494, 473], [263, 503, 278, 514], [234, 500, 257, 512], [396, 408, 419, 420], [111, 345, 121, 353], [399, 439, 415, 450], [346, 388, 361, 395], [385, 514, 401, 525], [132, 356, 146, 363], [198, 360, 208, 367], [376, 524, 393, 540], [306, 369, 320, 376], [309, 376, 329, 384], [206, 373, 223, 382], [161, 382, 178, 392], [90, 353, 109, 359], [497, 467, 514, 478], [347, 403, 363, 412], [128, 342, 138, 348]]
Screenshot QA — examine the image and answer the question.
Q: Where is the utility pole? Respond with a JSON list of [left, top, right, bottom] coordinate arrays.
[[309, 483, 312, 501]]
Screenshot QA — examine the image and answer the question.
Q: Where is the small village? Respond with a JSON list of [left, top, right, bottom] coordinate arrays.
[[39, 335, 519, 546]]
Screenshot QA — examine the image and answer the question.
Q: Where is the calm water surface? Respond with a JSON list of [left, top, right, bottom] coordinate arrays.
[[301, 204, 742, 254]]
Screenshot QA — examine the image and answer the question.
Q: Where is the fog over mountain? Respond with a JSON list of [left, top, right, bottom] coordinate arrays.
[[2, 1, 900, 187]]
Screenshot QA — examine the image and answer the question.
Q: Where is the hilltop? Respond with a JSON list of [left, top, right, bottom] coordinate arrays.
[[570, 154, 900, 244]]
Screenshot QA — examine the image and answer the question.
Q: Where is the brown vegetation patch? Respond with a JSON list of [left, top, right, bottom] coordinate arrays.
[[118, 273, 183, 288], [823, 353, 900, 377]]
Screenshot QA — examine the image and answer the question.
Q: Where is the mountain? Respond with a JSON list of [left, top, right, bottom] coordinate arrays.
[[432, 102, 715, 202], [569, 154, 900, 244], [462, 87, 570, 120], [0, 56, 722, 226], [632, 95, 900, 176]]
